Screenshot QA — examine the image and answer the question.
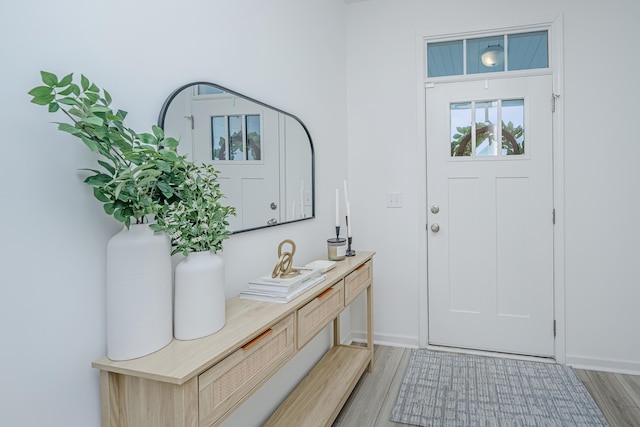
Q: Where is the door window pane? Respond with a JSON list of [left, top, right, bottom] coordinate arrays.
[[502, 99, 525, 155], [508, 31, 548, 71], [211, 116, 226, 160], [427, 40, 463, 78], [467, 36, 504, 74], [450, 99, 525, 158], [476, 101, 499, 157], [228, 115, 244, 161], [210, 114, 262, 162], [450, 102, 473, 157], [246, 115, 261, 160]]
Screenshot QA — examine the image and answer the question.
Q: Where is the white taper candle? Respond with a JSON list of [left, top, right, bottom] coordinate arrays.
[[343, 180, 349, 207], [347, 201, 352, 237], [335, 189, 340, 227]]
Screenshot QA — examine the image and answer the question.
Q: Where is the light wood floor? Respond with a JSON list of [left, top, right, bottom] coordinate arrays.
[[333, 345, 640, 427]]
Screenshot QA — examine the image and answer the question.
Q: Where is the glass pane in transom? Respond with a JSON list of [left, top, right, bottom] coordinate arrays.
[[428, 40, 464, 78], [197, 85, 224, 95], [508, 31, 548, 71], [467, 36, 504, 74]]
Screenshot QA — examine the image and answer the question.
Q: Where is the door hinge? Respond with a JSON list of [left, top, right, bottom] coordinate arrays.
[[553, 320, 557, 337], [551, 93, 560, 113], [552, 208, 556, 225]]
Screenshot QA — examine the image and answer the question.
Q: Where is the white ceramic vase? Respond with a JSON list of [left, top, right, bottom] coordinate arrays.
[[174, 251, 226, 340], [106, 224, 173, 360]]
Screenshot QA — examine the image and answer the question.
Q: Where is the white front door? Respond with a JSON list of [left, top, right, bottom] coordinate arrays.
[[427, 75, 554, 357], [192, 97, 280, 230]]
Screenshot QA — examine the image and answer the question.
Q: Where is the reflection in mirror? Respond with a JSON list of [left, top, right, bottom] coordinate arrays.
[[158, 83, 314, 234]]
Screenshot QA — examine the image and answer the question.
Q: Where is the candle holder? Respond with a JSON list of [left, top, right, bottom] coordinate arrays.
[[346, 236, 355, 257], [328, 224, 346, 261], [327, 237, 346, 261]]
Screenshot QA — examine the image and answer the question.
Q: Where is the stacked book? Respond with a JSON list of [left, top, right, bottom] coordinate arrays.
[[239, 267, 327, 303]]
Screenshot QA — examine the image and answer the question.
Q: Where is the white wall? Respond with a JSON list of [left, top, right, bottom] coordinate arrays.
[[0, 1, 347, 426], [346, 0, 640, 373]]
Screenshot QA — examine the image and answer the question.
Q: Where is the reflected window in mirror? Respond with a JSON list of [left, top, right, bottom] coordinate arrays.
[[211, 114, 261, 161], [198, 84, 224, 95], [158, 82, 315, 234]]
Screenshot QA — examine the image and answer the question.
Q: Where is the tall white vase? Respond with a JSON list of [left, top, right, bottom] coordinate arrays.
[[174, 251, 226, 340], [106, 224, 173, 360]]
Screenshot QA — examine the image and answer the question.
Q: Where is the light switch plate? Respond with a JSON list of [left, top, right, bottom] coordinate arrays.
[[386, 192, 403, 208]]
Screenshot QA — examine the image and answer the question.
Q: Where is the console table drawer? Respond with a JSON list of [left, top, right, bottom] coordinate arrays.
[[198, 314, 295, 426], [297, 282, 344, 349], [344, 260, 372, 305]]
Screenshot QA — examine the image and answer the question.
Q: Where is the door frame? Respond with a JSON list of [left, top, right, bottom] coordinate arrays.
[[415, 15, 566, 363]]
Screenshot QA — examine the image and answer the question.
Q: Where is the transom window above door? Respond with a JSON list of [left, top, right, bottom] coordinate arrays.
[[427, 30, 548, 78]]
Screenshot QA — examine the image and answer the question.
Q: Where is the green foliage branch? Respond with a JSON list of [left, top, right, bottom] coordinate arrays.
[[451, 121, 524, 156], [29, 71, 186, 228], [152, 164, 236, 256]]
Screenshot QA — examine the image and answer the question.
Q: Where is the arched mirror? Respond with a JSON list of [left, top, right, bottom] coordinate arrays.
[[158, 83, 315, 234]]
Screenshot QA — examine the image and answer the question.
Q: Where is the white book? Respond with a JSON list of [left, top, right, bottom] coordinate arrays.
[[239, 274, 327, 303], [247, 267, 322, 293]]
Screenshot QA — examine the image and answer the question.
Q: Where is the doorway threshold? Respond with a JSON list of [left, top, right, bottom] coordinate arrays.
[[426, 344, 557, 364]]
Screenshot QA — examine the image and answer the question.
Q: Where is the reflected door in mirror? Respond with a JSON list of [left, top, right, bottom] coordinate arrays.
[[193, 96, 279, 231]]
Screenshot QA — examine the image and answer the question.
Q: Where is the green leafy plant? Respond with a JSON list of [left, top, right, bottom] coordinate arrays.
[[451, 122, 524, 156], [501, 121, 524, 155], [152, 163, 236, 256], [28, 71, 185, 228]]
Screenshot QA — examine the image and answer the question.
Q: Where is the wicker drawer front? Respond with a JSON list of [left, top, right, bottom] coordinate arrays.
[[297, 282, 345, 349], [198, 314, 295, 426], [344, 260, 372, 305]]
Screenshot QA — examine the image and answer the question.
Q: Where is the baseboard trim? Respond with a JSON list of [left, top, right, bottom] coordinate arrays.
[[347, 334, 640, 375], [566, 354, 640, 375], [350, 331, 640, 375], [349, 331, 419, 348]]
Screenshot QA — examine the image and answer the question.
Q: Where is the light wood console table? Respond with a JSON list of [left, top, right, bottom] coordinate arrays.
[[92, 251, 375, 426]]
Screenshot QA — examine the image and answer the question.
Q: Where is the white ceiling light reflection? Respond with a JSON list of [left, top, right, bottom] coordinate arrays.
[[481, 45, 504, 67]]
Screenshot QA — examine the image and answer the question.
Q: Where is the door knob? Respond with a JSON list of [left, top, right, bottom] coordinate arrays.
[[267, 218, 278, 225], [431, 205, 440, 214], [430, 223, 440, 233], [270, 202, 278, 210]]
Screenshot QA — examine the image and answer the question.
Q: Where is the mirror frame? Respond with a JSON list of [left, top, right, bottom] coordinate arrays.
[[158, 82, 315, 234]]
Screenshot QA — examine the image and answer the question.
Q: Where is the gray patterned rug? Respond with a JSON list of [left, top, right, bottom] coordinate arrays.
[[390, 350, 608, 426]]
